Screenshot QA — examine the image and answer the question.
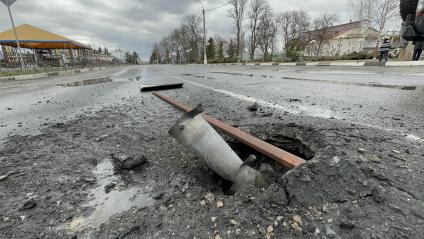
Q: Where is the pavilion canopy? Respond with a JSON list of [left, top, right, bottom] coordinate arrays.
[[0, 24, 91, 49]]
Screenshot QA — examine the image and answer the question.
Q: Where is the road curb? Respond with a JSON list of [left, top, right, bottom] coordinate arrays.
[[0, 67, 107, 82]]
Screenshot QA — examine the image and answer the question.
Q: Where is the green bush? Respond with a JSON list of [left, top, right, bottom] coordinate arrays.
[[304, 52, 373, 62]]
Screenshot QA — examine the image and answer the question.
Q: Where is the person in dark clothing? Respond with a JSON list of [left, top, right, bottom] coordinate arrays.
[[413, 41, 424, 61], [379, 36, 392, 63]]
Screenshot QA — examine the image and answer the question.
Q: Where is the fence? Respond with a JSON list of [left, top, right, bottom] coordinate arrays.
[[0, 48, 121, 77]]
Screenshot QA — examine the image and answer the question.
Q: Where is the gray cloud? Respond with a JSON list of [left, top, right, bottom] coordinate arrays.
[[0, 0, 400, 59]]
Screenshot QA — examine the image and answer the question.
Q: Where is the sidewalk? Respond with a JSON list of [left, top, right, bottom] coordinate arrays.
[[219, 60, 424, 67], [0, 67, 107, 82]]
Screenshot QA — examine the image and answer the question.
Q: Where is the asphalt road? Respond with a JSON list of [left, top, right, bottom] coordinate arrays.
[[1, 64, 424, 238], [3, 64, 422, 142], [159, 64, 424, 140]]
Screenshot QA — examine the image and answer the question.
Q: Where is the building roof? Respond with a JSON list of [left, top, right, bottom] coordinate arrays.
[[309, 20, 379, 40], [0, 24, 91, 49]]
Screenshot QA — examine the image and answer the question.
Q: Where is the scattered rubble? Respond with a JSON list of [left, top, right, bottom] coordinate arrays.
[[104, 182, 116, 193], [20, 199, 37, 211], [1, 86, 424, 239], [247, 103, 259, 112], [111, 152, 147, 170], [0, 173, 10, 181]]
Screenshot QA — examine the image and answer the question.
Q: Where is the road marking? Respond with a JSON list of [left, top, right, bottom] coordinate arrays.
[[182, 80, 300, 114], [169, 74, 422, 144]]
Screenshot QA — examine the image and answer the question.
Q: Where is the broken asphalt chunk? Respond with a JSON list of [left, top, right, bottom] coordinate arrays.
[[247, 103, 259, 112], [21, 199, 37, 210], [111, 152, 147, 170]]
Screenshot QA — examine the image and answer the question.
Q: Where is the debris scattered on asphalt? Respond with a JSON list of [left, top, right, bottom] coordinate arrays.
[[140, 83, 184, 92], [260, 163, 274, 173], [247, 103, 259, 112], [111, 152, 147, 170], [392, 149, 401, 154], [204, 192, 215, 203], [339, 221, 356, 229], [0, 171, 17, 182], [21, 199, 37, 210], [261, 112, 273, 117], [104, 182, 116, 193], [0, 174, 9, 181]]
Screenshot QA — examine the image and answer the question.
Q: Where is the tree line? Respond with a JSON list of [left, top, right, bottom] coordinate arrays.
[[150, 0, 398, 64]]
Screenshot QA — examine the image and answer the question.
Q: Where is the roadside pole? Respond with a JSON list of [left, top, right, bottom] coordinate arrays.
[[2, 0, 25, 68], [195, 0, 207, 65], [202, 8, 207, 65]]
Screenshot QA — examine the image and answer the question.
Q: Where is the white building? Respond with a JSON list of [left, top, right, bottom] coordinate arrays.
[[305, 20, 380, 57]]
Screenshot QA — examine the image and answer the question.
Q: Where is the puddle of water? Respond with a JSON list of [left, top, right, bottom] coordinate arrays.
[[68, 160, 154, 231], [58, 77, 113, 87]]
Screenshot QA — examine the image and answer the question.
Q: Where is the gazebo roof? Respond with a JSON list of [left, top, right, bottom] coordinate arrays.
[[0, 24, 91, 49]]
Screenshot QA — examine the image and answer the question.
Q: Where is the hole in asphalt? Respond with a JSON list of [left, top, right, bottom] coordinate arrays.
[[58, 77, 113, 87], [198, 134, 315, 195]]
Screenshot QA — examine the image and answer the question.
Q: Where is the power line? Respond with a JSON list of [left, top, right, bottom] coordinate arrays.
[[206, 2, 231, 12]]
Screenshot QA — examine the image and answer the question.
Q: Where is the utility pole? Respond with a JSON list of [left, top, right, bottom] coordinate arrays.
[[196, 0, 207, 65], [1, 0, 24, 68], [202, 8, 207, 65]]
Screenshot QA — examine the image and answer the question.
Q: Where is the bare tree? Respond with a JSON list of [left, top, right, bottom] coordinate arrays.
[[312, 13, 338, 56], [370, 0, 399, 56], [373, 0, 398, 35], [350, 0, 398, 35], [257, 6, 276, 61], [228, 0, 247, 60], [150, 43, 161, 64], [151, 14, 204, 64], [181, 15, 202, 61], [350, 0, 375, 21], [276, 10, 310, 56], [248, 0, 268, 60]]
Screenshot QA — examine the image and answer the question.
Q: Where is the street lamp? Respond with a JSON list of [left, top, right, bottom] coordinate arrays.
[[195, 0, 207, 65], [1, 0, 24, 68], [186, 48, 192, 64]]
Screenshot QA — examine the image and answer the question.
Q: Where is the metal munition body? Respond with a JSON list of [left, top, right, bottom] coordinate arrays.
[[169, 105, 264, 192]]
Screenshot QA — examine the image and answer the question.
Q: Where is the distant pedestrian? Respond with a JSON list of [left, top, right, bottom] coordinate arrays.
[[379, 36, 392, 63], [413, 41, 424, 61]]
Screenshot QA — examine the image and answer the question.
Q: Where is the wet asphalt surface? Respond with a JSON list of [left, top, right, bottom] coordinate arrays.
[[1, 64, 424, 239], [160, 64, 424, 140], [1, 64, 423, 141]]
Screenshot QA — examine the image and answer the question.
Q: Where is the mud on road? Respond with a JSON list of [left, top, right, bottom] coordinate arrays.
[[1, 85, 424, 239]]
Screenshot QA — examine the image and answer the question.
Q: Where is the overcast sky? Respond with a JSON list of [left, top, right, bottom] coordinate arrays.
[[0, 0, 401, 59]]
